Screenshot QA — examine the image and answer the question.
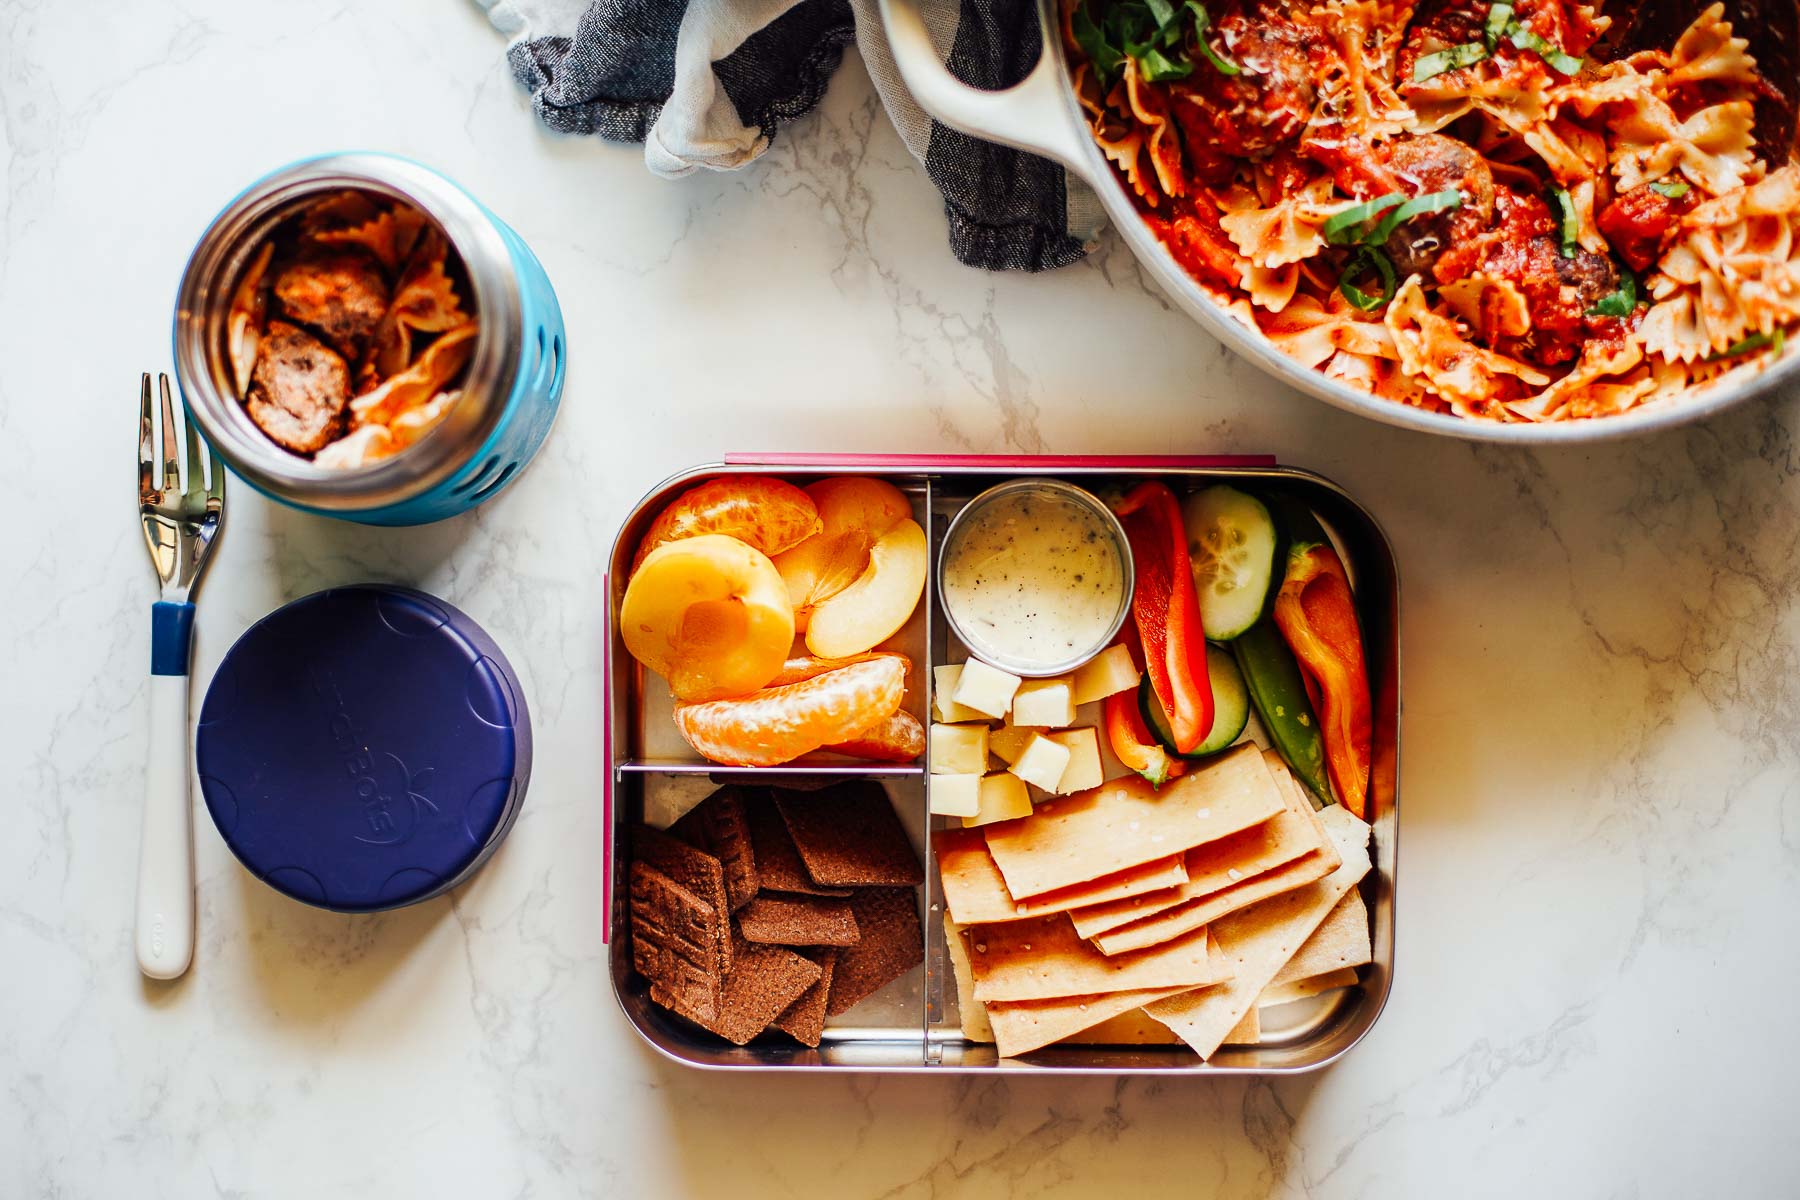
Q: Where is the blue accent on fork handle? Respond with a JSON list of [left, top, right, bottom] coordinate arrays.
[[151, 602, 195, 676]]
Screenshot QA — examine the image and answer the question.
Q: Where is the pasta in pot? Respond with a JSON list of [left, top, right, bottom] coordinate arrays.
[[1065, 0, 1800, 423]]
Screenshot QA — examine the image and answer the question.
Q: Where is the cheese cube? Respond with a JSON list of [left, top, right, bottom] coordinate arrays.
[[1071, 644, 1141, 705], [1045, 727, 1103, 794], [961, 772, 1033, 828], [929, 723, 989, 776], [1010, 677, 1076, 728], [929, 773, 982, 818], [987, 725, 1037, 767], [953, 659, 1021, 720], [1009, 733, 1073, 792], [932, 664, 989, 724]]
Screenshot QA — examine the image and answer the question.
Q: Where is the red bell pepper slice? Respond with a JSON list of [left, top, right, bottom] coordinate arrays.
[[1273, 541, 1373, 818], [1104, 690, 1186, 788], [1114, 482, 1214, 755]]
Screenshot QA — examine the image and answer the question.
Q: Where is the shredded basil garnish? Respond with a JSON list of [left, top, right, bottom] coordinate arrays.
[[1413, 41, 1489, 83], [1074, 1, 1240, 86], [1509, 25, 1584, 76], [1323, 193, 1407, 245], [1324, 190, 1463, 249], [1708, 329, 1789, 361], [1186, 2, 1243, 77], [1586, 265, 1639, 318], [1411, 9, 1582, 83], [1340, 246, 1400, 312], [1367, 190, 1465, 246], [1484, 3, 1515, 50], [1650, 179, 1692, 200], [1548, 187, 1580, 258]]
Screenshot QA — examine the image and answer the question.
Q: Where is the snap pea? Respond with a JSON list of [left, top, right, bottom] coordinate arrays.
[[1234, 616, 1331, 808]]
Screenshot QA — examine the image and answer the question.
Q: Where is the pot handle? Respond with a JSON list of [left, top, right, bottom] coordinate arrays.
[[876, 0, 1098, 177]]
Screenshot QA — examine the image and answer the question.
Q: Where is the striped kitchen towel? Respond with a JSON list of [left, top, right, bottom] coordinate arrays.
[[476, 0, 1105, 271]]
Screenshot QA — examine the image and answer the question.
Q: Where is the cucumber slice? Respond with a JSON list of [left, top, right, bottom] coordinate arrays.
[[1184, 485, 1279, 641], [1137, 644, 1252, 760]]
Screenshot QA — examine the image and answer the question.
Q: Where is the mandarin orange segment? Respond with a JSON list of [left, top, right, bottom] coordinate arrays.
[[620, 534, 795, 703], [804, 518, 928, 659], [767, 651, 912, 689], [826, 708, 926, 763], [773, 477, 913, 623], [672, 656, 907, 767], [630, 476, 822, 573]]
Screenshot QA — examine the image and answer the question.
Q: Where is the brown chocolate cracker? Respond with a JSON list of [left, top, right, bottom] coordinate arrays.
[[628, 862, 724, 1022], [634, 824, 732, 971], [771, 948, 838, 1047], [670, 786, 760, 912], [666, 938, 820, 1047], [826, 888, 923, 1017], [774, 782, 924, 888], [735, 894, 859, 947], [743, 793, 852, 897]]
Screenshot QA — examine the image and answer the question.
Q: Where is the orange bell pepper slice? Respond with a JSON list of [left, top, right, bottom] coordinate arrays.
[[1114, 482, 1214, 755], [1273, 542, 1372, 817]]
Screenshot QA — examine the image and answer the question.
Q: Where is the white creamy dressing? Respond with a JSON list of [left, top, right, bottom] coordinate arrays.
[[942, 490, 1126, 670]]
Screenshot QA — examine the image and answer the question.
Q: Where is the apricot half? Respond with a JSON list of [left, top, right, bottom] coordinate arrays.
[[620, 534, 795, 703], [773, 477, 914, 631], [805, 517, 928, 659]]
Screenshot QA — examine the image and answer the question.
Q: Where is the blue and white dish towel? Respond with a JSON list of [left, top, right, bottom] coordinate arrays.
[[476, 0, 1104, 271]]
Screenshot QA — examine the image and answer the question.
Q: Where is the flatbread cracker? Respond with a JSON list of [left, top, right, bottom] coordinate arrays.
[[1224, 1006, 1261, 1045], [1258, 967, 1360, 1009], [934, 828, 1186, 926], [944, 918, 995, 1043], [968, 916, 1230, 1002], [984, 744, 1284, 899], [1145, 805, 1372, 1061], [1069, 761, 1325, 940], [1270, 889, 1371, 985], [1059, 1008, 1183, 1045], [987, 983, 1201, 1058]]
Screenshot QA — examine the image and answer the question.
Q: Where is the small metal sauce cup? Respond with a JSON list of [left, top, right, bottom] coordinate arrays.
[[174, 153, 565, 526], [937, 478, 1135, 677]]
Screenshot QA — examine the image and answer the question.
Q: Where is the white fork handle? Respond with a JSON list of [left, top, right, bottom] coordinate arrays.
[[137, 672, 195, 979]]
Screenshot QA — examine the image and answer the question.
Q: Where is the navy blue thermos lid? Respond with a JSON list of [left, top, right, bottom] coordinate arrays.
[[197, 585, 530, 912]]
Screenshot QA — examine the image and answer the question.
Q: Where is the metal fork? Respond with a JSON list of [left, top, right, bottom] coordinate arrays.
[[137, 373, 224, 980]]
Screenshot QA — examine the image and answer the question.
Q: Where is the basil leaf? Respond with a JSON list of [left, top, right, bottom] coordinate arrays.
[[1138, 46, 1194, 81], [1366, 189, 1465, 246], [1185, 2, 1243, 76], [1073, 4, 1125, 83], [1509, 26, 1583, 76], [1586, 265, 1638, 317], [1708, 329, 1788, 360], [1484, 2, 1515, 50], [1145, 0, 1177, 29], [1340, 246, 1400, 312], [1413, 41, 1489, 83], [1323, 192, 1407, 245], [1650, 179, 1691, 199], [1548, 186, 1580, 258]]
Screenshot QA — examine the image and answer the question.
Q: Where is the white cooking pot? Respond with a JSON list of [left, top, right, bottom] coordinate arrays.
[[877, 0, 1800, 442]]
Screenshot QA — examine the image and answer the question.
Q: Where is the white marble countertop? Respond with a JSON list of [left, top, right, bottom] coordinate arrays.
[[6, 1, 1800, 1195]]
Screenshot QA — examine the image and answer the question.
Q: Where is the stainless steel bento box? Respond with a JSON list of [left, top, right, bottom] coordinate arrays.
[[603, 454, 1399, 1073]]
